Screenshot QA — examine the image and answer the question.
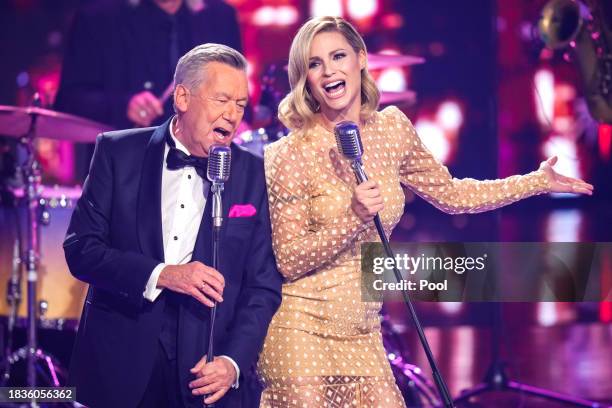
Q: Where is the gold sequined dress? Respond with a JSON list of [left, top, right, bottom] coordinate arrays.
[[257, 106, 550, 407]]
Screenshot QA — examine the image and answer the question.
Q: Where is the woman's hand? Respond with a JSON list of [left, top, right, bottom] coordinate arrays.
[[351, 180, 384, 222], [540, 156, 594, 195]]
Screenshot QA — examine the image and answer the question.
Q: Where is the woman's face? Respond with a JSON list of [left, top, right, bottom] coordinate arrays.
[[306, 31, 365, 121]]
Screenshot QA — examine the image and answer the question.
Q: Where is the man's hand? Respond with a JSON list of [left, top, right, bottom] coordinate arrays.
[[127, 91, 164, 127], [189, 355, 236, 404], [351, 180, 384, 223], [157, 262, 224, 307]]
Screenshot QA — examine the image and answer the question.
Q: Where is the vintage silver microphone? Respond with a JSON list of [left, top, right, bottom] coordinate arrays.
[[334, 122, 455, 408], [204, 144, 231, 407], [207, 145, 231, 228], [334, 121, 368, 183]]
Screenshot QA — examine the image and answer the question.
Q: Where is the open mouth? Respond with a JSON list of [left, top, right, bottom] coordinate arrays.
[[323, 80, 346, 97], [213, 127, 231, 138]]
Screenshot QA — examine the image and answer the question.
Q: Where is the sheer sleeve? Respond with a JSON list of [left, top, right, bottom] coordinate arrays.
[[387, 107, 551, 214], [264, 136, 368, 281]]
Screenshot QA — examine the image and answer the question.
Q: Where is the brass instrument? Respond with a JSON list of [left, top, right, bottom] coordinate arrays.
[[538, 0, 612, 123]]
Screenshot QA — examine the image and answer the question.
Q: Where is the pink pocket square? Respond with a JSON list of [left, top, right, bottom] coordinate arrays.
[[229, 204, 257, 218]]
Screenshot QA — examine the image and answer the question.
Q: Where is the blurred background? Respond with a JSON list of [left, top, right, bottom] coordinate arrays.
[[0, 0, 610, 406]]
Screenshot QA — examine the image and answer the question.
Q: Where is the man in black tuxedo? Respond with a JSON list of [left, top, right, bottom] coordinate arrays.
[[64, 43, 282, 408]]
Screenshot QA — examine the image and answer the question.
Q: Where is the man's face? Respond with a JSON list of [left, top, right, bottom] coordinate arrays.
[[174, 62, 248, 157]]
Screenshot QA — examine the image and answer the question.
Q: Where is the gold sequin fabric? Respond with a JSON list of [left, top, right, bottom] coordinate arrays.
[[258, 106, 550, 407]]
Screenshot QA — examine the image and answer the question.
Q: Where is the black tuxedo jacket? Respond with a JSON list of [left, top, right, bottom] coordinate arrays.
[[64, 119, 282, 408]]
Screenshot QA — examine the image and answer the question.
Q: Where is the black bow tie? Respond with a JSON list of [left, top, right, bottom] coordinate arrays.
[[166, 135, 208, 178]]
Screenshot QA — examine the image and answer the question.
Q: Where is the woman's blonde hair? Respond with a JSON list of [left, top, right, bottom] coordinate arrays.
[[278, 16, 380, 130]]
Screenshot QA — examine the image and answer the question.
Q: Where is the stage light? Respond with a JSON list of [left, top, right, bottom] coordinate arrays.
[[310, 0, 342, 17], [252, 6, 299, 27], [534, 69, 555, 128], [376, 68, 406, 93], [415, 120, 451, 163], [545, 209, 583, 242], [439, 302, 463, 315], [537, 302, 558, 326], [253, 6, 275, 26], [599, 124, 612, 159], [347, 0, 377, 20], [276, 6, 299, 26], [436, 101, 463, 131]]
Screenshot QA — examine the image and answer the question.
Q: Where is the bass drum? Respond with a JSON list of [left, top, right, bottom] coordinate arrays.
[[0, 185, 87, 330]]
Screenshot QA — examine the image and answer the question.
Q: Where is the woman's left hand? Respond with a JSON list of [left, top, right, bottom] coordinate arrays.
[[540, 156, 594, 195]]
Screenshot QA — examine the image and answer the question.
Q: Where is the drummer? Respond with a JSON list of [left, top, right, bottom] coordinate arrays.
[[54, 0, 242, 179]]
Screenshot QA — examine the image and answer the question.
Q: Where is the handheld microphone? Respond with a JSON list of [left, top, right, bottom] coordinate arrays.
[[207, 144, 231, 184], [334, 121, 368, 183], [207, 145, 231, 228], [333, 121, 455, 408]]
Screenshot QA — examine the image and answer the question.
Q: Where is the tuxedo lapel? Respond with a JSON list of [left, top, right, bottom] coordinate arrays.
[[136, 122, 167, 262], [190, 185, 213, 266]]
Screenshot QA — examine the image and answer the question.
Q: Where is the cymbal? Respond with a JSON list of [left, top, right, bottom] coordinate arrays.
[[0, 105, 114, 143], [379, 90, 417, 106], [367, 53, 425, 70]]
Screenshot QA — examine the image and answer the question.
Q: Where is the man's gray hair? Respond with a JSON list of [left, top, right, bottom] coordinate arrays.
[[173, 43, 247, 92]]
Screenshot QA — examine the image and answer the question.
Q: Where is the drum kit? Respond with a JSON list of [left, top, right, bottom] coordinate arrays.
[[0, 52, 441, 406], [0, 98, 111, 395]]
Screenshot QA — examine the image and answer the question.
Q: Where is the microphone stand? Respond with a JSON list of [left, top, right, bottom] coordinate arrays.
[[205, 180, 223, 408], [350, 159, 455, 408]]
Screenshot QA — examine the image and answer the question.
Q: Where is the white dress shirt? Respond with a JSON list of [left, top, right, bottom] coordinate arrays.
[[142, 117, 239, 387]]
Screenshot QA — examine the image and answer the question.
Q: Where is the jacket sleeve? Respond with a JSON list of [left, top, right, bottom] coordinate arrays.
[[63, 134, 158, 307]]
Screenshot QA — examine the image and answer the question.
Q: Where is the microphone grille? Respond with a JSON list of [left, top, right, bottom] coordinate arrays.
[[334, 121, 363, 161], [207, 145, 231, 183]]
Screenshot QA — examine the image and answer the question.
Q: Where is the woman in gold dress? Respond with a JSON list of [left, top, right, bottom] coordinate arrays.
[[257, 16, 593, 408]]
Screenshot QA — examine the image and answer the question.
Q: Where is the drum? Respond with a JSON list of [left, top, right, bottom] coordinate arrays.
[[0, 185, 87, 330]]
